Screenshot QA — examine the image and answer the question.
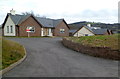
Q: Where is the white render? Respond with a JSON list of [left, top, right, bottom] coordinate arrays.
[[41, 28, 53, 36], [41, 28, 44, 36], [4, 16, 16, 36], [10, 9, 15, 15], [74, 27, 94, 37], [48, 28, 53, 36]]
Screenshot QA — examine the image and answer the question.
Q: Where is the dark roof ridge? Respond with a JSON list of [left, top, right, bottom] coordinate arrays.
[[35, 16, 63, 21], [5, 13, 65, 28]]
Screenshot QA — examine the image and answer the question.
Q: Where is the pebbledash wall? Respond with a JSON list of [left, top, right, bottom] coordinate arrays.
[[74, 26, 94, 36], [62, 37, 120, 60], [4, 16, 16, 36]]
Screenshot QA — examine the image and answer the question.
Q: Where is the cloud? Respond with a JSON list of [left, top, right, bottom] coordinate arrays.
[[44, 9, 117, 23], [0, 0, 119, 24]]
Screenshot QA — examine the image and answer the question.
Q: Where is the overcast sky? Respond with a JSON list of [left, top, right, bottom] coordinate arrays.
[[0, 0, 119, 24]]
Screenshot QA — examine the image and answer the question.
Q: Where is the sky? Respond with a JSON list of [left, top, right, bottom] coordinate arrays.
[[0, 0, 119, 24]]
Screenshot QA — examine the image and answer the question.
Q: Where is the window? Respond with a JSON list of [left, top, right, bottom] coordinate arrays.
[[85, 34, 88, 36], [10, 25, 13, 33], [26, 26, 30, 30], [60, 29, 65, 33], [51, 29, 54, 33], [7, 26, 9, 33], [27, 26, 35, 32]]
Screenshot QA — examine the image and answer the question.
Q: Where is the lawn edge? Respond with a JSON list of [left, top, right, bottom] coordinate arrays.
[[0, 46, 27, 76]]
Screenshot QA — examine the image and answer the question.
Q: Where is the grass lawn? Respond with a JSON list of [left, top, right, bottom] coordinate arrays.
[[68, 34, 119, 50], [0, 37, 25, 70]]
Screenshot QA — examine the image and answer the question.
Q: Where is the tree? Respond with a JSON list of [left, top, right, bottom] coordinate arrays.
[[22, 10, 35, 15], [21, 10, 46, 18]]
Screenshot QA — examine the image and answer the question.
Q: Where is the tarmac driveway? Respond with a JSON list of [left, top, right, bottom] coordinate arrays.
[[3, 37, 118, 77]]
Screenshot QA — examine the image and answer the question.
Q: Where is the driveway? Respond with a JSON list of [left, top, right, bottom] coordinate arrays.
[[3, 37, 118, 77]]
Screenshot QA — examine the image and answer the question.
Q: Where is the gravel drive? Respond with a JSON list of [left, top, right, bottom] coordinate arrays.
[[3, 37, 118, 77]]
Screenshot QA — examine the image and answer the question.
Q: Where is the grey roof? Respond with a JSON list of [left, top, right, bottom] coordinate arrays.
[[9, 13, 22, 25], [92, 29, 108, 35], [84, 26, 109, 35], [90, 27, 101, 29], [8, 13, 30, 25], [84, 26, 93, 32], [69, 26, 93, 34], [35, 17, 63, 27], [18, 14, 31, 24], [53, 19, 63, 27], [70, 26, 108, 35], [35, 17, 54, 27], [69, 29, 77, 33], [8, 13, 63, 27], [85, 26, 108, 35]]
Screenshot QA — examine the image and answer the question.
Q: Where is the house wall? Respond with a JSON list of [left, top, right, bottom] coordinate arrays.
[[54, 21, 69, 36], [74, 27, 94, 37], [18, 16, 42, 36], [3, 16, 16, 36], [109, 30, 113, 35], [104, 31, 109, 35], [105, 30, 113, 35]]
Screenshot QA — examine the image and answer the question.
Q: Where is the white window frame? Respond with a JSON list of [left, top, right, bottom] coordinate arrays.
[[10, 25, 13, 33], [85, 34, 88, 36], [27, 26, 35, 33], [60, 29, 65, 33], [7, 26, 9, 33]]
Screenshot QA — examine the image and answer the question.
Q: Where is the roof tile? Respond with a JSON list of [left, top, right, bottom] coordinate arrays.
[[8, 13, 63, 27]]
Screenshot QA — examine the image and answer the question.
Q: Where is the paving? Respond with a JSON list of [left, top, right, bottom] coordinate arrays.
[[3, 37, 118, 77]]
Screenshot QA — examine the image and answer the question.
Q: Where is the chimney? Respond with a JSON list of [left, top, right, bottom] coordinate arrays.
[[10, 9, 15, 15], [87, 24, 91, 27]]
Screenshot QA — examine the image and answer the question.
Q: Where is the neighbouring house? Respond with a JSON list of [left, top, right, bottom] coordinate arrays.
[[70, 26, 95, 36], [2, 9, 69, 37], [92, 29, 113, 35], [69, 24, 113, 37]]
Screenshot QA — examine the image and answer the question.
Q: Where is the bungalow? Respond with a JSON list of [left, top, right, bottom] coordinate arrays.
[[2, 9, 69, 37], [69, 24, 112, 37]]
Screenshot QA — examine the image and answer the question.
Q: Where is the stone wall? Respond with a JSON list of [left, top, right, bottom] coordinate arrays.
[[62, 38, 120, 60]]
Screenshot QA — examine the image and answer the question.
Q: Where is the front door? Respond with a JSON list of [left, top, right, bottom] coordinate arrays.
[[43, 28, 49, 36]]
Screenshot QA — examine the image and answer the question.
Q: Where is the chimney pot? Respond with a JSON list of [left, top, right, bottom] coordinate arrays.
[[87, 24, 91, 27], [10, 9, 15, 15]]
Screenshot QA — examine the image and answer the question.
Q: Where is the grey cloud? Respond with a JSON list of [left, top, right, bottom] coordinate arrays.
[[45, 9, 118, 23], [47, 9, 117, 19], [80, 9, 117, 18]]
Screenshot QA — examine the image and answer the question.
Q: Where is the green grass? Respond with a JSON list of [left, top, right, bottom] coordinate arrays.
[[1, 38, 25, 70], [69, 34, 119, 50]]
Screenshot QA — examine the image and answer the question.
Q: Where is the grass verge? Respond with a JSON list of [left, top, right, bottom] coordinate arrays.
[[68, 34, 119, 50], [1, 38, 25, 70]]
